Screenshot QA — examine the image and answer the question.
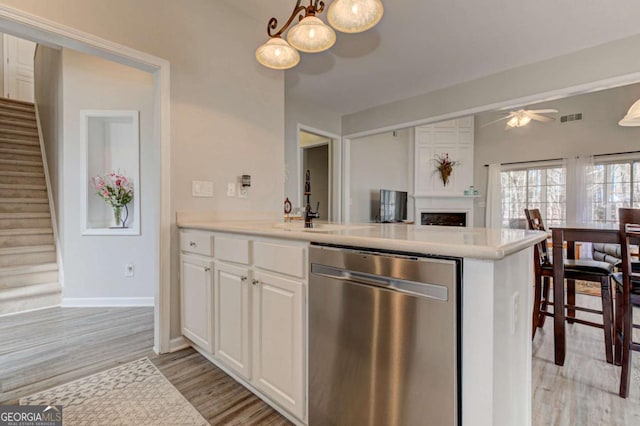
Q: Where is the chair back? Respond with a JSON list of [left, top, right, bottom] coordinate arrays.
[[618, 208, 640, 292], [524, 208, 551, 267]]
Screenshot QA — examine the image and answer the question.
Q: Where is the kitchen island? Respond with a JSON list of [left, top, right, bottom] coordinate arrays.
[[177, 217, 546, 426]]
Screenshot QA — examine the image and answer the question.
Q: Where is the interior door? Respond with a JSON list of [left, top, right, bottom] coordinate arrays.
[[3, 34, 36, 102]]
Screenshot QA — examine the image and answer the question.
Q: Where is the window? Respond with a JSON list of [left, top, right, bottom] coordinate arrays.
[[589, 160, 640, 224], [501, 166, 566, 228]]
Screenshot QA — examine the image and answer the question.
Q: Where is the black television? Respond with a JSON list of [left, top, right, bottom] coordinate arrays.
[[379, 189, 408, 223]]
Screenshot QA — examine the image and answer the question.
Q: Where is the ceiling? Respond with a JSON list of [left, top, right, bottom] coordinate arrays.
[[223, 0, 640, 115]]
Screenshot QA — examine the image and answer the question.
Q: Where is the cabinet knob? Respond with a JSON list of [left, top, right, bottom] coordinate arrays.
[[252, 279, 260, 286], [204, 267, 211, 272], [241, 276, 248, 282], [189, 241, 196, 247]]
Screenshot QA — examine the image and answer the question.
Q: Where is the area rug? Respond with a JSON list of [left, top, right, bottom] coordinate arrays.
[[20, 358, 208, 426]]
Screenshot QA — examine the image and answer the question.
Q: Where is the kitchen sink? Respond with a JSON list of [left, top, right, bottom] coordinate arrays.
[[272, 222, 373, 233]]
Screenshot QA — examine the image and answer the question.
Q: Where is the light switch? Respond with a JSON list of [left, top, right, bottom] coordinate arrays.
[[192, 180, 214, 197], [227, 182, 236, 197]]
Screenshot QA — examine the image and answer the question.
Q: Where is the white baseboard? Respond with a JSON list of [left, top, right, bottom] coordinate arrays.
[[61, 297, 154, 307], [169, 336, 190, 352]]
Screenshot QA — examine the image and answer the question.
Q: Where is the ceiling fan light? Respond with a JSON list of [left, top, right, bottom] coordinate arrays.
[[619, 98, 640, 126], [255, 37, 300, 70], [287, 16, 336, 53], [519, 115, 531, 127], [328, 0, 384, 33]]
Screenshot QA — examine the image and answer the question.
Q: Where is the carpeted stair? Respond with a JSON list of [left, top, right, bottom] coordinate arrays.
[[0, 97, 60, 315]]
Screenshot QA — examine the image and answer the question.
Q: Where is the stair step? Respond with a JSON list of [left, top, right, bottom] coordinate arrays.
[[0, 128, 38, 138], [0, 232, 54, 248], [0, 138, 40, 148], [0, 97, 35, 107], [0, 284, 60, 315], [0, 184, 46, 190], [0, 244, 55, 255], [0, 217, 52, 230], [0, 203, 51, 213], [0, 228, 52, 236], [0, 197, 48, 204], [0, 118, 37, 130], [0, 110, 36, 122], [0, 171, 44, 178], [0, 162, 44, 174], [0, 158, 42, 167], [0, 262, 57, 276], [0, 147, 42, 160]]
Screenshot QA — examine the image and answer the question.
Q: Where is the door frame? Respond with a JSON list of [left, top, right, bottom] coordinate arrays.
[[296, 124, 342, 222], [0, 5, 172, 354]]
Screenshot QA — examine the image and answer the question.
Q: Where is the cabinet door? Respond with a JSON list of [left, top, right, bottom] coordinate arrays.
[[214, 262, 251, 379], [252, 271, 305, 419], [180, 255, 213, 352]]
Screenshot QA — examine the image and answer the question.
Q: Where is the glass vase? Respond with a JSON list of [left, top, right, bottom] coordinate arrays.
[[113, 206, 122, 228]]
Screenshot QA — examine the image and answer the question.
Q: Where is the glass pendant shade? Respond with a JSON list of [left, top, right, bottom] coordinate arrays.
[[287, 16, 336, 53], [507, 114, 531, 128], [619, 98, 640, 126], [328, 0, 384, 33], [255, 37, 300, 70]]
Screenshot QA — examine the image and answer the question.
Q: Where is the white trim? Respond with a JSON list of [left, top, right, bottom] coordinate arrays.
[[61, 297, 154, 307], [296, 124, 342, 222], [341, 138, 351, 223], [0, 5, 172, 354], [169, 336, 190, 352], [33, 99, 64, 288]]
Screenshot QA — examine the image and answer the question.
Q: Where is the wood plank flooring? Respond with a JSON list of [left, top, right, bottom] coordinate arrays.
[[2, 303, 639, 425], [532, 294, 640, 426], [0, 307, 290, 425]]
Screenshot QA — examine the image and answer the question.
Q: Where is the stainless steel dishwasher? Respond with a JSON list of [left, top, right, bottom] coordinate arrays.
[[309, 244, 461, 426]]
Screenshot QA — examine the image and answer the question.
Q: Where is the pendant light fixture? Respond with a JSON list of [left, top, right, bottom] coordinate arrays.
[[328, 0, 384, 33], [619, 98, 640, 126], [256, 0, 384, 70]]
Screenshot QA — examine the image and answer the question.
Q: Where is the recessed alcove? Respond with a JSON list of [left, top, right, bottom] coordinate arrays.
[[80, 110, 140, 235]]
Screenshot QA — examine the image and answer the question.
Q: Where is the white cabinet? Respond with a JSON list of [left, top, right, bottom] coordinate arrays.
[[252, 270, 305, 420], [180, 254, 213, 352], [214, 262, 251, 379]]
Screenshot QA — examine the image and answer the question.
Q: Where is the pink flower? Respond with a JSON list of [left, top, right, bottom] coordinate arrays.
[[115, 179, 122, 187]]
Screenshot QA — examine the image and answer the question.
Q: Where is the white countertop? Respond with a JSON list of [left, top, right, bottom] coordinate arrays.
[[177, 219, 547, 260]]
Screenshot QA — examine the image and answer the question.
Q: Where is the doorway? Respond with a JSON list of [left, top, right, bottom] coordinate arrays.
[[299, 130, 331, 221], [3, 33, 35, 102]]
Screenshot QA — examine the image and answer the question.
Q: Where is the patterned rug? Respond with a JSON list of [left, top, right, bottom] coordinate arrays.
[[20, 358, 208, 426]]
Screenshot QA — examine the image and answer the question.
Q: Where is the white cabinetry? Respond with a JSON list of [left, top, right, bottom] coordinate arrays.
[[214, 261, 251, 379], [252, 270, 305, 419], [415, 116, 474, 196], [180, 254, 213, 352], [180, 230, 307, 423]]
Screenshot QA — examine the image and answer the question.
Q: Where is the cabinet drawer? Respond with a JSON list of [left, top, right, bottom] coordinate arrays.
[[180, 230, 213, 256], [214, 235, 250, 265], [254, 241, 306, 278]]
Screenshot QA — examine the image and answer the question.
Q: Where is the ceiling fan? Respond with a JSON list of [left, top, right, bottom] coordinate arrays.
[[481, 109, 559, 129]]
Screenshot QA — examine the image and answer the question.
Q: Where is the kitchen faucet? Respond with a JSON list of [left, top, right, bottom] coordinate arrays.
[[304, 169, 320, 228]]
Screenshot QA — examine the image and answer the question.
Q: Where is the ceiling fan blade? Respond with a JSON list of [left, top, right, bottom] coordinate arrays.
[[528, 109, 558, 114], [480, 114, 513, 128], [528, 113, 555, 123]]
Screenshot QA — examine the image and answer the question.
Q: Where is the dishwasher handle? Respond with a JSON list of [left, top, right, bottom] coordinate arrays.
[[311, 264, 448, 302]]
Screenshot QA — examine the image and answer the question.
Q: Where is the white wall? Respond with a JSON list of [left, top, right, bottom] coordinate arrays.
[[474, 83, 640, 226], [349, 129, 413, 222], [60, 48, 155, 301], [33, 45, 63, 256], [285, 97, 341, 204], [0, 0, 286, 337]]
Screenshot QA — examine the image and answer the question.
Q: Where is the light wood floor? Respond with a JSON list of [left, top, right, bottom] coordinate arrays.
[[2, 304, 639, 425], [532, 294, 640, 426], [0, 307, 290, 425]]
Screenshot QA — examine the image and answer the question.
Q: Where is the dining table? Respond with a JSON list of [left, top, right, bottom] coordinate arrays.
[[550, 222, 620, 366]]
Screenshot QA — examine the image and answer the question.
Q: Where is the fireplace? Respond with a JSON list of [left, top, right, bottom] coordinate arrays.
[[421, 212, 467, 227]]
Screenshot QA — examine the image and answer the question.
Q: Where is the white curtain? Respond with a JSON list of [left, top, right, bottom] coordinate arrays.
[[485, 164, 502, 228], [564, 155, 595, 258]]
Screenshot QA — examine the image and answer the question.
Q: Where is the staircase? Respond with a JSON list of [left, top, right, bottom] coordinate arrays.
[[0, 97, 60, 315]]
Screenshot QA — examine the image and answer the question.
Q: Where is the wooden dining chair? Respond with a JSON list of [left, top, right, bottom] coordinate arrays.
[[613, 207, 640, 398], [524, 209, 616, 363]]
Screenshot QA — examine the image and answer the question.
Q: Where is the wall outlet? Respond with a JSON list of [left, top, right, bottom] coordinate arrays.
[[192, 180, 214, 197], [226, 182, 236, 197], [238, 186, 248, 199], [125, 263, 135, 277]]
